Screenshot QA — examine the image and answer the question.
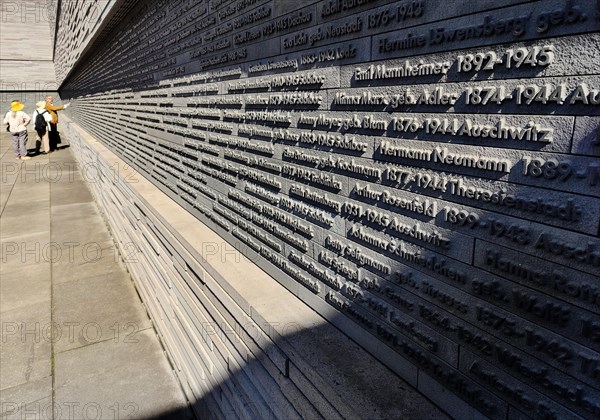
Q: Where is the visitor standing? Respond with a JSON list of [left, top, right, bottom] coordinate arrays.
[[3, 101, 31, 160], [45, 95, 70, 151], [5, 99, 20, 132], [32, 101, 53, 154]]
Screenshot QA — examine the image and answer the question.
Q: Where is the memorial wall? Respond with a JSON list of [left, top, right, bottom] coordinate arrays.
[[55, 0, 600, 418]]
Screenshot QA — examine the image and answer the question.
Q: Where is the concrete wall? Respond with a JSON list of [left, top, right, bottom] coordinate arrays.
[[0, 0, 59, 111], [52, 0, 119, 86], [54, 0, 600, 418], [63, 116, 447, 419], [0, 0, 57, 89]]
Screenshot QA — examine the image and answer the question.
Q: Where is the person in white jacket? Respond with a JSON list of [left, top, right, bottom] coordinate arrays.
[[3, 101, 31, 160], [32, 101, 53, 154]]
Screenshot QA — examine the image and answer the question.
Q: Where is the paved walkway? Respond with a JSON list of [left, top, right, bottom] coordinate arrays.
[[0, 131, 192, 419]]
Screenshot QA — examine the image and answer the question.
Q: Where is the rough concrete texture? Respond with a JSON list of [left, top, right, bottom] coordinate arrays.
[[0, 130, 191, 419]]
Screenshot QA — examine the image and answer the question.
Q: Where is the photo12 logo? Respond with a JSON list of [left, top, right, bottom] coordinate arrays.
[[1, 321, 141, 345], [1, 161, 138, 185], [0, 1, 58, 23], [0, 401, 140, 420], [0, 1, 105, 24], [1, 241, 139, 264]]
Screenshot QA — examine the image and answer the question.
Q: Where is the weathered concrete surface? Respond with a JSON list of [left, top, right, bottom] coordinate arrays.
[[0, 0, 58, 90], [0, 130, 191, 419]]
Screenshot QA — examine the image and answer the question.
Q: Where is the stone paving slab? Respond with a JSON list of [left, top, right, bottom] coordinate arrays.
[[52, 271, 153, 353], [0, 262, 50, 313], [0, 376, 53, 420], [0, 131, 191, 418], [2, 192, 51, 209], [54, 330, 192, 420], [50, 240, 120, 286], [0, 231, 52, 273], [0, 200, 50, 220], [0, 214, 50, 239], [50, 212, 112, 244], [0, 302, 52, 390], [50, 180, 95, 205]]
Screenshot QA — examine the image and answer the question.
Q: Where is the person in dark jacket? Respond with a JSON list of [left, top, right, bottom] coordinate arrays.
[[33, 101, 53, 154]]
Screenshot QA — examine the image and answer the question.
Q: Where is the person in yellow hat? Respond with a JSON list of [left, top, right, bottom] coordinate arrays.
[[3, 101, 31, 160]]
